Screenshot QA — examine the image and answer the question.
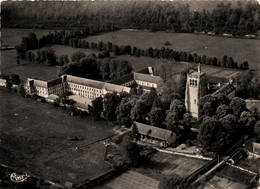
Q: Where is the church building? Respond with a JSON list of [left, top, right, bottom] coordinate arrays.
[[185, 64, 207, 119]]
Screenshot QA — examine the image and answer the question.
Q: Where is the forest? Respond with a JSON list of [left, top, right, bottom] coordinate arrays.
[[2, 1, 260, 36]]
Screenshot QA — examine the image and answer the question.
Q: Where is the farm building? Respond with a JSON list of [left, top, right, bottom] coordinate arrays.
[[131, 122, 176, 147]]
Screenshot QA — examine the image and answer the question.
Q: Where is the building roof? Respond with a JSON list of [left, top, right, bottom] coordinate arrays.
[[104, 83, 131, 93], [136, 66, 154, 75], [134, 73, 163, 84], [47, 78, 63, 87], [0, 78, 6, 82], [109, 73, 134, 85], [47, 94, 58, 101], [66, 75, 131, 93], [66, 75, 105, 89], [34, 79, 48, 88], [132, 122, 175, 141], [213, 83, 235, 96]]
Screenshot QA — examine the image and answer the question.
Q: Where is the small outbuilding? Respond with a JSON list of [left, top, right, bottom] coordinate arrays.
[[131, 122, 176, 147]]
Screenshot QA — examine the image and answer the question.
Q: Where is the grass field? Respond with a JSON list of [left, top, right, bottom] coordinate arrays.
[[1, 28, 54, 47], [84, 31, 260, 71], [1, 50, 59, 81], [1, 29, 60, 81], [0, 90, 115, 186]]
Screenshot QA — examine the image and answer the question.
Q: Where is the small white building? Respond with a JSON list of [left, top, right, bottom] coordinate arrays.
[[0, 78, 7, 87]]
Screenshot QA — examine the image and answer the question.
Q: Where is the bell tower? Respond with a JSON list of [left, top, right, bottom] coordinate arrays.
[[185, 64, 206, 119]]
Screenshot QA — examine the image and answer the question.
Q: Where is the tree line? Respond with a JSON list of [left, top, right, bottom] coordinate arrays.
[[59, 55, 133, 81], [2, 1, 260, 36], [15, 31, 250, 70]]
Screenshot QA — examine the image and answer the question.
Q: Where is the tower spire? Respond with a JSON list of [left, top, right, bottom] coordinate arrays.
[[198, 63, 201, 73]]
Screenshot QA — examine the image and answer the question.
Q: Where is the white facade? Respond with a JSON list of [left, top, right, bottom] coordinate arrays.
[[0, 78, 7, 87], [185, 65, 207, 119]]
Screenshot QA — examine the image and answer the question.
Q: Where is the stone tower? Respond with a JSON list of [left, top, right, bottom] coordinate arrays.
[[185, 64, 207, 119]]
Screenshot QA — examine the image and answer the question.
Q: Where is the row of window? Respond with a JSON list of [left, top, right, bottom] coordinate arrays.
[[68, 83, 101, 93], [190, 79, 198, 86], [137, 80, 156, 88]]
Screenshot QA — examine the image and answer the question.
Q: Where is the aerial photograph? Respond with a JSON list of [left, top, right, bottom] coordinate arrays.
[[0, 0, 260, 188]]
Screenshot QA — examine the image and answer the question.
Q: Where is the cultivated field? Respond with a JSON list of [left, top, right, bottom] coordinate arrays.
[[84, 31, 260, 71], [0, 90, 115, 186]]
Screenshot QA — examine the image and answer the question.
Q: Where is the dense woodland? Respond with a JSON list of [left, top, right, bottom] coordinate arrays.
[[2, 1, 260, 36]]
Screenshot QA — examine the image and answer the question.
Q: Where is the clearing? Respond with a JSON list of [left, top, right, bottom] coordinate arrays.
[[0, 89, 115, 186]]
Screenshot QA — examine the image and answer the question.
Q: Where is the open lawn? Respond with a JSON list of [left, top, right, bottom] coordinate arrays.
[[0, 90, 114, 186], [84, 31, 260, 71], [1, 50, 59, 81]]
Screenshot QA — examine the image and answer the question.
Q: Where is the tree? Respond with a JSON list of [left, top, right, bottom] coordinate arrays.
[[71, 51, 86, 62], [165, 111, 179, 132], [120, 135, 141, 167], [91, 97, 103, 120], [116, 100, 133, 127], [183, 113, 192, 128], [10, 74, 21, 85], [239, 111, 257, 130], [159, 174, 186, 189], [58, 55, 69, 66], [199, 95, 218, 117], [229, 97, 246, 117], [131, 123, 141, 141], [131, 100, 148, 123], [198, 117, 225, 153], [149, 108, 165, 127], [112, 45, 120, 56], [18, 82, 26, 97], [220, 114, 239, 145], [103, 92, 121, 121], [15, 44, 26, 59], [216, 104, 230, 119], [35, 47, 57, 66], [254, 121, 260, 141], [169, 99, 186, 119], [137, 86, 143, 96]]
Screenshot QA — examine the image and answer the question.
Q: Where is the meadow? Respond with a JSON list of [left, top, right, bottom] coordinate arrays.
[[84, 31, 260, 71], [0, 90, 115, 186]]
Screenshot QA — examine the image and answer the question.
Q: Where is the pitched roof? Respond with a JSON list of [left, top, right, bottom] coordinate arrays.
[[47, 78, 63, 87], [134, 73, 163, 84], [65, 75, 131, 93], [109, 73, 134, 85], [136, 67, 154, 75], [66, 75, 105, 89], [132, 122, 175, 141], [34, 79, 48, 88], [104, 83, 131, 93], [213, 83, 235, 96]]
